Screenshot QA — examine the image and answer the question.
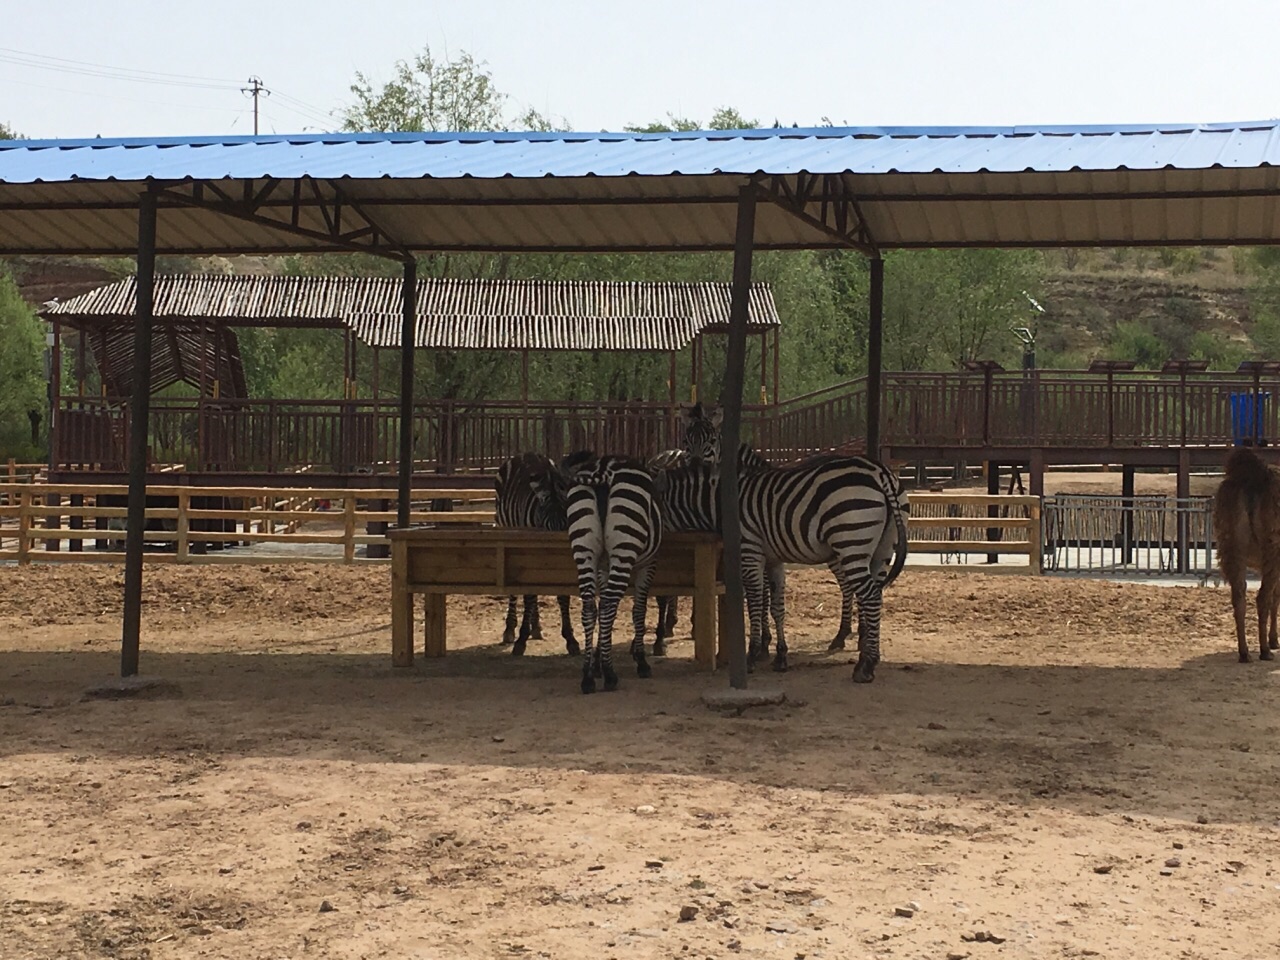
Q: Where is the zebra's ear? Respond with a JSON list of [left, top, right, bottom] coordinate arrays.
[[708, 405, 724, 428], [683, 401, 703, 421]]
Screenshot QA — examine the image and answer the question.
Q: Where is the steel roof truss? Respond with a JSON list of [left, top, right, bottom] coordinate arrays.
[[758, 173, 878, 256]]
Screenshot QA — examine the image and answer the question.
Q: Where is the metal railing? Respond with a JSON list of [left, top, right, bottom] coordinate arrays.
[[1041, 494, 1215, 578]]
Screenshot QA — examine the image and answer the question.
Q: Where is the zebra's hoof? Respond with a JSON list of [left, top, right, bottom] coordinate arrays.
[[852, 654, 878, 683], [1263, 648, 1275, 661], [603, 674, 620, 692], [1271, 638, 1279, 650], [500, 632, 515, 646], [771, 657, 788, 673], [581, 676, 597, 694], [565, 639, 582, 656], [652, 641, 667, 657], [1240, 652, 1252, 663], [827, 637, 846, 652], [636, 661, 652, 679], [511, 639, 527, 657]]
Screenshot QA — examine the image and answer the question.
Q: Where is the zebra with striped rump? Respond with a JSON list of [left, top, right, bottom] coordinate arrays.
[[559, 451, 663, 694], [646, 443, 776, 657], [672, 412, 909, 682], [494, 453, 579, 657], [679, 403, 909, 657]]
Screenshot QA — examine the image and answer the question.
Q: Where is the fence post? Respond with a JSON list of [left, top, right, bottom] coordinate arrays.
[[343, 494, 357, 563], [69, 493, 83, 552], [1028, 497, 1043, 575], [17, 489, 31, 566], [175, 490, 190, 563]]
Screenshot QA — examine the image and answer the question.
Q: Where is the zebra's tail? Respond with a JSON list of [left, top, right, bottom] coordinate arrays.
[[875, 465, 910, 589]]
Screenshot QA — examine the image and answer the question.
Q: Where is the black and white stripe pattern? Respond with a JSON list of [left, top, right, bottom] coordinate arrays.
[[494, 453, 579, 657], [561, 451, 663, 693], [666, 430, 909, 682]]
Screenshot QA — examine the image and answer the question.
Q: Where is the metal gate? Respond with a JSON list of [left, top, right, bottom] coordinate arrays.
[[1041, 494, 1215, 578]]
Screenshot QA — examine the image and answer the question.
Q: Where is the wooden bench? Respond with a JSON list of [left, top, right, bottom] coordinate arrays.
[[388, 528, 727, 669]]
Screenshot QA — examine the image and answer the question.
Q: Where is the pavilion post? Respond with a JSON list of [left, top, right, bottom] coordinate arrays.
[[396, 258, 417, 528], [121, 189, 158, 678], [867, 257, 885, 457], [772, 326, 780, 405], [719, 185, 756, 690]]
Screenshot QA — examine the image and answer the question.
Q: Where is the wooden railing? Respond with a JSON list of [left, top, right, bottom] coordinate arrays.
[[3, 483, 1042, 572], [4, 460, 44, 483], [53, 369, 1280, 478], [0, 482, 495, 566], [906, 492, 1042, 573]]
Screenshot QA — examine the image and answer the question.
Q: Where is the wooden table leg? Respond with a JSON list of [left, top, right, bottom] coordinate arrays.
[[424, 593, 448, 658], [693, 543, 716, 671], [391, 544, 414, 668]]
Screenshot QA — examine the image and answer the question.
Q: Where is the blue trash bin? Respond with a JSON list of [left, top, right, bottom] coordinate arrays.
[[1230, 392, 1270, 446]]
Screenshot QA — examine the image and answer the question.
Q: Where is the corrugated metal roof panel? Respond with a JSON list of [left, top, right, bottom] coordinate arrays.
[[3, 123, 1280, 254], [46, 275, 779, 351]]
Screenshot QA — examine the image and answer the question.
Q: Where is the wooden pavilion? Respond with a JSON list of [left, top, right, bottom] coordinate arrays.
[[42, 274, 780, 481]]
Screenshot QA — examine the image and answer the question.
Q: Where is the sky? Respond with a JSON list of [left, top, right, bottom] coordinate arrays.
[[2, 0, 1278, 139]]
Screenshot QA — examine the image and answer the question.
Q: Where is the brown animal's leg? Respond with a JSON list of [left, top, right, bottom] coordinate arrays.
[[1229, 567, 1250, 663], [1264, 593, 1274, 655], [1256, 575, 1274, 662]]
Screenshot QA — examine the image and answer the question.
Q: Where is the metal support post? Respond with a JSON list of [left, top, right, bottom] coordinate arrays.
[[121, 190, 158, 677], [719, 185, 756, 690], [867, 258, 884, 456]]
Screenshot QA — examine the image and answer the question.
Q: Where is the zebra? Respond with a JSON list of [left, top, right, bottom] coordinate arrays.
[[669, 419, 909, 682], [494, 452, 579, 657], [646, 443, 777, 657], [558, 451, 663, 694], [678, 403, 906, 655]]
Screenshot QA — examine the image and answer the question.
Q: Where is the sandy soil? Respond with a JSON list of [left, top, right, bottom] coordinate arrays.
[[2, 564, 1280, 960]]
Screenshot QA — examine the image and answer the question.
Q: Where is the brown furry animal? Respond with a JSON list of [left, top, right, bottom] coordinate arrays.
[[1213, 447, 1280, 662]]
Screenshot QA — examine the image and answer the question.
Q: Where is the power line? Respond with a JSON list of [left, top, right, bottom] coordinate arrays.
[[0, 45, 241, 88]]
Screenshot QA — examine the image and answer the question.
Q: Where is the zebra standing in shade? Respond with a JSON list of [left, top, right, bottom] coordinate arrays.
[[494, 452, 579, 657], [559, 451, 662, 694], [646, 443, 777, 657], [678, 402, 908, 655], [672, 408, 909, 682]]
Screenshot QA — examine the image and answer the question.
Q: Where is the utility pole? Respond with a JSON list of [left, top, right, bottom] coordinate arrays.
[[241, 75, 270, 135]]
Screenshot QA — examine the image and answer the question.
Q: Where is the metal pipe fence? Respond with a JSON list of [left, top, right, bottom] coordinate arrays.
[[1041, 494, 1215, 578]]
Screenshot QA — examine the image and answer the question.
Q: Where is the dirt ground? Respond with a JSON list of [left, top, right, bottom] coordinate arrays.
[[2, 564, 1280, 960]]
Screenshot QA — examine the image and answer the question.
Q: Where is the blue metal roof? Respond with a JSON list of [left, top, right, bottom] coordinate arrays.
[[2, 121, 1279, 184], [2, 122, 1279, 254]]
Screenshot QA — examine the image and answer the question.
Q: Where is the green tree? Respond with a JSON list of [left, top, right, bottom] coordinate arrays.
[[0, 121, 21, 140], [0, 269, 47, 459]]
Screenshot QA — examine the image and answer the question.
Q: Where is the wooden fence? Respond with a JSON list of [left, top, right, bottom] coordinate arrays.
[[1, 485, 1040, 571], [0, 483, 495, 566]]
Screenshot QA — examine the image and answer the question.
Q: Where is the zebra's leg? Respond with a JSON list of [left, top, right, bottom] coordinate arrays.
[[1258, 572, 1275, 662], [768, 563, 788, 672], [595, 553, 639, 691], [557, 595, 580, 655], [653, 596, 670, 657], [759, 575, 772, 658], [664, 595, 679, 636], [742, 553, 768, 671], [578, 576, 599, 694], [502, 595, 518, 645], [530, 597, 545, 641], [852, 580, 884, 683], [827, 560, 855, 651], [512, 594, 538, 656], [630, 563, 656, 679]]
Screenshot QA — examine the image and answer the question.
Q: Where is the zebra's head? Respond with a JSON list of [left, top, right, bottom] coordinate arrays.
[[680, 402, 724, 466], [526, 462, 571, 529]]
